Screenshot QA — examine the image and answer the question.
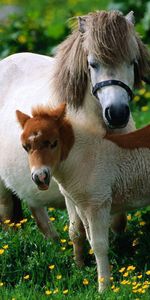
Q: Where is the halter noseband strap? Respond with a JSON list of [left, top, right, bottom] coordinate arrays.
[[92, 80, 133, 101]]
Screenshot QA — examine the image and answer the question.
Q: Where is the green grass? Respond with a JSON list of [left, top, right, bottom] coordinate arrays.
[[1, 109, 150, 299]]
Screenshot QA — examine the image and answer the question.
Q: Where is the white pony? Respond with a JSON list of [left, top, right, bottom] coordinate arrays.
[[0, 11, 150, 238]]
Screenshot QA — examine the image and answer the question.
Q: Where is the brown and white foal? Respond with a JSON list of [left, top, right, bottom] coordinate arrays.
[[17, 103, 150, 292]]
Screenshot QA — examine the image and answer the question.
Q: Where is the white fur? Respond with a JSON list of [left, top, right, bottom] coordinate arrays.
[[52, 122, 150, 292]]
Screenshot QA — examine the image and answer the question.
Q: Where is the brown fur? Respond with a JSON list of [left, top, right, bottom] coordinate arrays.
[[16, 104, 75, 163], [105, 124, 150, 149], [52, 10, 150, 108]]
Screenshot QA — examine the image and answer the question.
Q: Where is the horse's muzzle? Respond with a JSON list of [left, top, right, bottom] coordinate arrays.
[[104, 104, 130, 129], [31, 167, 50, 190]]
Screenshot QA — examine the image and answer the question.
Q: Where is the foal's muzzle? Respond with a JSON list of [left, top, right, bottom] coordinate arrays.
[[32, 167, 51, 190]]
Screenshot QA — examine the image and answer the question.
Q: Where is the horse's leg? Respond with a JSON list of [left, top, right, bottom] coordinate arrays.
[[65, 198, 86, 267], [111, 213, 127, 234], [0, 179, 23, 223], [0, 179, 14, 222], [30, 206, 59, 241], [84, 202, 111, 292]]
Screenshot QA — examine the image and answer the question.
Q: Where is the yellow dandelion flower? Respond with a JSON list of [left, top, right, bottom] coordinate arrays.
[[123, 272, 129, 277], [23, 275, 30, 280], [142, 284, 149, 289], [20, 218, 27, 224], [127, 265, 136, 271], [146, 270, 150, 275], [132, 239, 139, 247], [99, 277, 104, 283], [121, 280, 128, 285], [83, 278, 89, 285], [18, 35, 27, 44], [110, 276, 113, 281], [119, 267, 126, 273], [137, 288, 143, 293], [133, 95, 140, 102], [132, 289, 138, 293], [63, 225, 68, 231], [89, 248, 94, 255], [49, 217, 55, 221], [15, 223, 21, 227], [0, 249, 4, 255], [53, 288, 59, 294], [139, 88, 146, 95], [132, 282, 137, 286], [0, 282, 4, 286], [111, 285, 115, 289], [61, 247, 66, 251], [9, 223, 15, 227], [63, 289, 68, 294], [3, 245, 8, 249], [45, 290, 52, 295], [49, 264, 55, 270], [134, 211, 141, 217], [127, 214, 131, 221], [137, 275, 142, 279], [4, 219, 10, 224], [68, 241, 73, 246], [48, 207, 55, 211], [139, 221, 146, 226], [56, 274, 62, 280], [141, 106, 149, 112], [113, 287, 120, 292], [60, 239, 66, 243]]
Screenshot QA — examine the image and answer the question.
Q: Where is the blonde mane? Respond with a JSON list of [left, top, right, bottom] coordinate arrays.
[[52, 10, 150, 108]]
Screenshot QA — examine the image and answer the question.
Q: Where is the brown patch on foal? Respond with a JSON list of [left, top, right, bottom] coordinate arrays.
[[105, 125, 150, 149], [16, 103, 75, 163]]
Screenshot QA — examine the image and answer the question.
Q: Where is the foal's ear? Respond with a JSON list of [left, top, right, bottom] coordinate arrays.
[[51, 103, 66, 121], [16, 110, 31, 128], [78, 16, 87, 33]]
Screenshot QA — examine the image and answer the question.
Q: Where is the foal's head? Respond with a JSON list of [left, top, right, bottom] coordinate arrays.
[[16, 103, 74, 190]]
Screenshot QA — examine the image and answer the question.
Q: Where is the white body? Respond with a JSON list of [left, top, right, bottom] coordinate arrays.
[[0, 53, 64, 212], [53, 121, 150, 291]]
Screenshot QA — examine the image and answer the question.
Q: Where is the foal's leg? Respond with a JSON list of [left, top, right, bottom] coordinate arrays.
[[111, 212, 127, 234], [85, 202, 111, 292], [30, 206, 59, 241], [65, 198, 86, 267]]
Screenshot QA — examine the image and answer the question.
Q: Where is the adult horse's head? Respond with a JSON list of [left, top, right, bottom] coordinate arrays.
[[53, 10, 150, 129], [16, 104, 74, 190]]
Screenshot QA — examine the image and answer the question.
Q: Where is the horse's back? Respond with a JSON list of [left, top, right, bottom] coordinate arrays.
[[0, 52, 54, 110]]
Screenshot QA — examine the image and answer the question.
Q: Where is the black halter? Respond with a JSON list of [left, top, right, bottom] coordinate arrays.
[[92, 79, 133, 101]]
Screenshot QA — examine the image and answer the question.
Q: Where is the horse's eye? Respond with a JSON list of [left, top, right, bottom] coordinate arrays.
[[22, 144, 30, 152], [50, 140, 58, 149], [89, 61, 99, 69]]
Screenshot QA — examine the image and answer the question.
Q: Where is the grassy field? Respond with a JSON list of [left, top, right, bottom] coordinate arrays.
[[1, 107, 150, 300]]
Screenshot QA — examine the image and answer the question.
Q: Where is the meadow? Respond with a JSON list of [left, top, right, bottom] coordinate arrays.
[[1, 87, 150, 300]]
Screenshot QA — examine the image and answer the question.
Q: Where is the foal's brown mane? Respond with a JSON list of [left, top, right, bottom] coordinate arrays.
[[52, 10, 150, 108]]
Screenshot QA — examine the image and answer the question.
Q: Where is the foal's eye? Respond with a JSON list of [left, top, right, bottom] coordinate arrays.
[[43, 140, 50, 148], [22, 144, 31, 152], [50, 140, 58, 149], [89, 61, 99, 69]]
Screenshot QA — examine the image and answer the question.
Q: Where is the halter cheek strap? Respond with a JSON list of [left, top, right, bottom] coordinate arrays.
[[92, 79, 133, 101]]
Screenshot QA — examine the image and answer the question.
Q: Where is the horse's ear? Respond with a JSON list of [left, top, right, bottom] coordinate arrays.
[[16, 110, 31, 128], [51, 103, 66, 121], [78, 16, 87, 33], [125, 11, 135, 25]]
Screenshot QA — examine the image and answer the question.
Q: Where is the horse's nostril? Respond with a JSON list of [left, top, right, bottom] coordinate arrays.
[[105, 104, 130, 128]]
